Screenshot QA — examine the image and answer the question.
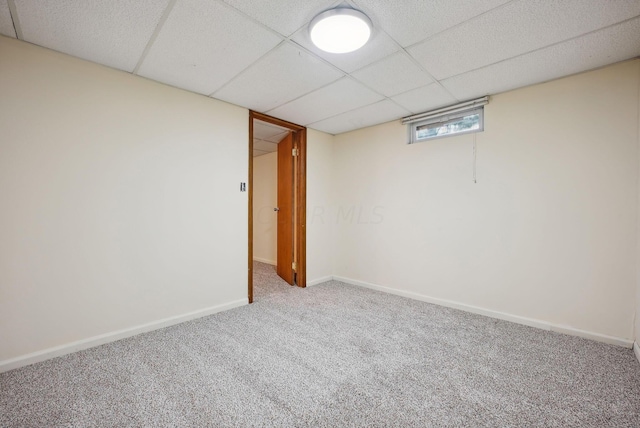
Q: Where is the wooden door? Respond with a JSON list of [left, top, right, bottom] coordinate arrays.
[[276, 133, 294, 285]]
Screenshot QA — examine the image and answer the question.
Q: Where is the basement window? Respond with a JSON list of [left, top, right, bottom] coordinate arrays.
[[404, 97, 488, 144]]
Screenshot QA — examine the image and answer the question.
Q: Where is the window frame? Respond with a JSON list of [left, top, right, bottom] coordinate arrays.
[[408, 107, 484, 144]]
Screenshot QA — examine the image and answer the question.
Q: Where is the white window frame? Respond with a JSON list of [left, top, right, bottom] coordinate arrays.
[[403, 96, 488, 144], [410, 108, 483, 143]]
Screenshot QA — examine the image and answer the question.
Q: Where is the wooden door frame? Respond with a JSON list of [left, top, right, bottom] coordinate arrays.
[[248, 111, 307, 303]]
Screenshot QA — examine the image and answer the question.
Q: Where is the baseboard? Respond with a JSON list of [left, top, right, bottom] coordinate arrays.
[[307, 275, 333, 287], [0, 298, 248, 373], [253, 257, 276, 265], [549, 324, 632, 348], [634, 342, 640, 364], [333, 276, 633, 349]]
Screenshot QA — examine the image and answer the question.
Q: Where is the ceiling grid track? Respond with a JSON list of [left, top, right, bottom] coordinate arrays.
[[264, 70, 374, 112], [209, 1, 379, 103], [6, 0, 22, 40], [133, 0, 178, 75], [208, 40, 291, 98], [204, 0, 293, 97], [219, 0, 290, 40], [442, 14, 640, 83], [3, 1, 638, 135], [400, 0, 519, 51], [257, 0, 499, 123], [346, 0, 521, 105], [210, 0, 386, 108]]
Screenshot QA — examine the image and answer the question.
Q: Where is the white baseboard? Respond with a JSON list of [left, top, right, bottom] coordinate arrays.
[[634, 342, 640, 364], [333, 275, 633, 349], [549, 324, 632, 348], [306, 275, 333, 287], [0, 298, 248, 373], [253, 257, 275, 265]]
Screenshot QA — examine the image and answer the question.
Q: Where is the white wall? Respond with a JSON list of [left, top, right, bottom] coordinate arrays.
[[307, 129, 335, 285], [636, 59, 640, 351], [253, 152, 277, 264], [0, 37, 248, 367], [332, 60, 640, 343]]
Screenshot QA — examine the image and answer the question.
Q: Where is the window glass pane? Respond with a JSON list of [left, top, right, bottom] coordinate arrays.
[[415, 112, 481, 141]]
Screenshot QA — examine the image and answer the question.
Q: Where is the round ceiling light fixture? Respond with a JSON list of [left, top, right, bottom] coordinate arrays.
[[309, 7, 372, 54]]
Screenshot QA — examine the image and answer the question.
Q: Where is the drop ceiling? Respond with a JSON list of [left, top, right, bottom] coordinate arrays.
[[1, 0, 639, 135], [253, 120, 290, 157]]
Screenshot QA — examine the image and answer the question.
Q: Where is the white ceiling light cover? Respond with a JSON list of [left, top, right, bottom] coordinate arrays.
[[310, 8, 372, 54]]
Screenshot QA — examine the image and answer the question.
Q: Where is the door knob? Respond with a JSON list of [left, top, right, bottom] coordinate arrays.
[[274, 207, 280, 211]]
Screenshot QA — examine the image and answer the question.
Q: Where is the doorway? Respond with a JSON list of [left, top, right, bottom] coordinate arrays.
[[249, 111, 307, 303]]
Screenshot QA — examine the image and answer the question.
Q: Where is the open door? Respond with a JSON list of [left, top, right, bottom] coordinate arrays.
[[276, 133, 295, 285], [248, 111, 306, 303]]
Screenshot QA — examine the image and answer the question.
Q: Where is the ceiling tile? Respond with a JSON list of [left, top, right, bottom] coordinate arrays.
[[351, 52, 433, 97], [408, 0, 640, 80], [266, 131, 290, 143], [254, 120, 290, 141], [290, 27, 400, 73], [213, 42, 343, 113], [14, 0, 169, 72], [309, 99, 410, 135], [137, 0, 282, 96], [441, 17, 640, 100], [6, 0, 640, 137], [222, 0, 336, 37], [0, 1, 15, 38], [254, 122, 286, 137], [391, 83, 458, 114], [253, 149, 271, 157], [267, 77, 384, 125], [254, 140, 278, 152], [353, 0, 511, 47]]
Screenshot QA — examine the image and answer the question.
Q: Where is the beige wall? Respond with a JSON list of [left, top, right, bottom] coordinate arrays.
[[0, 36, 338, 368], [253, 152, 277, 264], [307, 129, 335, 284], [0, 37, 249, 365], [333, 60, 640, 342], [637, 59, 640, 348], [1, 33, 638, 367]]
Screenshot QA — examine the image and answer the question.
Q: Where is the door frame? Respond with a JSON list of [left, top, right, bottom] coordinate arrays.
[[248, 111, 307, 303]]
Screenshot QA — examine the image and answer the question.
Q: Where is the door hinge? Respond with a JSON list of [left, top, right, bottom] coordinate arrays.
[[292, 148, 299, 157], [292, 261, 297, 271]]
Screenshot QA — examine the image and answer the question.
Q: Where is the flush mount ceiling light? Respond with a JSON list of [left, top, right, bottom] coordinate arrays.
[[309, 7, 372, 54]]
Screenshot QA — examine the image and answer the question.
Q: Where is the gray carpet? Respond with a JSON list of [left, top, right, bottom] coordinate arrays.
[[1, 262, 640, 427]]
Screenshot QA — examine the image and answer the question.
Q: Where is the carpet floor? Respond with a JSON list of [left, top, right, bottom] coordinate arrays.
[[1, 262, 640, 427]]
